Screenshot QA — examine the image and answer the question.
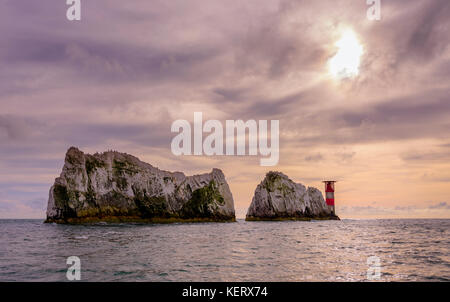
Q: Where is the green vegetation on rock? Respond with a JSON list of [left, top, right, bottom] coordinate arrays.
[[53, 184, 69, 207], [85, 156, 106, 174], [132, 186, 169, 218], [113, 159, 139, 175], [181, 180, 225, 218]]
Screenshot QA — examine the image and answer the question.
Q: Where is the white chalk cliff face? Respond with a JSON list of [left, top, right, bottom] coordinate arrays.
[[246, 172, 339, 220], [46, 147, 235, 223]]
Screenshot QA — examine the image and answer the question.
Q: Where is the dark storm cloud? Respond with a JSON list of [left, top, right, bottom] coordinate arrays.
[[404, 0, 450, 61], [0, 0, 234, 96], [242, 90, 310, 119], [210, 83, 325, 121], [0, 117, 172, 151], [278, 87, 450, 147], [359, 0, 450, 76], [338, 90, 450, 128], [2, 33, 224, 86], [52, 122, 171, 147], [234, 15, 327, 79]]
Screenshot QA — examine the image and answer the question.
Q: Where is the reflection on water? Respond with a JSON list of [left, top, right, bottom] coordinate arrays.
[[0, 219, 449, 281]]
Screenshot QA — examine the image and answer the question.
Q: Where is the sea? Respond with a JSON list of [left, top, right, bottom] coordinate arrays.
[[0, 219, 449, 281]]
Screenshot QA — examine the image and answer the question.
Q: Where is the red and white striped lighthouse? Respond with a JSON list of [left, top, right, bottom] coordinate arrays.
[[322, 180, 336, 215]]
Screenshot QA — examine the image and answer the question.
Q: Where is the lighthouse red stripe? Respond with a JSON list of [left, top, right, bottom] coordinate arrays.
[[326, 198, 334, 206]]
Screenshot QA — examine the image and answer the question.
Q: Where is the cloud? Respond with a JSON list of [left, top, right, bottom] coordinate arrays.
[[304, 153, 324, 162], [428, 202, 450, 210], [0, 115, 35, 140], [404, 0, 450, 61], [401, 151, 450, 163], [1, 0, 450, 218]]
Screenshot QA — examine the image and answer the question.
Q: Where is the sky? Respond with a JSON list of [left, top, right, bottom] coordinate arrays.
[[1, 0, 450, 219]]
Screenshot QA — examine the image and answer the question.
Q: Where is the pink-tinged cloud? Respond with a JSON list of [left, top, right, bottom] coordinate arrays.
[[1, 0, 450, 218]]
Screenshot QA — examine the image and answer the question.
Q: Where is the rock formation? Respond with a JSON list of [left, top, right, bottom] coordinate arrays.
[[246, 171, 339, 221], [45, 147, 235, 223]]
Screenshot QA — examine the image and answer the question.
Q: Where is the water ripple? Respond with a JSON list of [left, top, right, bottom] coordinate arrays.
[[0, 219, 449, 281]]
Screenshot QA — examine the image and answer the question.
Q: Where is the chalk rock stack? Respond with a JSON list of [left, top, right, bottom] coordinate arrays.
[[246, 171, 339, 221], [45, 147, 235, 223]]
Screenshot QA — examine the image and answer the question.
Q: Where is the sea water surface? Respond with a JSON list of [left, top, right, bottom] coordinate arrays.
[[0, 219, 449, 281]]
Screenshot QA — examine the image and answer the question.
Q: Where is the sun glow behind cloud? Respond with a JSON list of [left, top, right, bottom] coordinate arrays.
[[328, 29, 364, 79]]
